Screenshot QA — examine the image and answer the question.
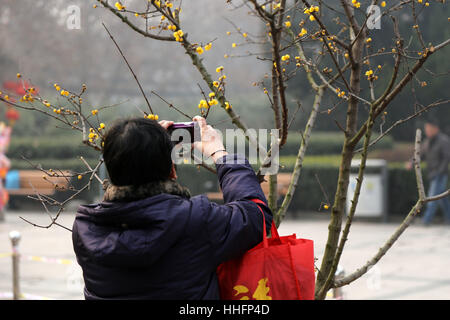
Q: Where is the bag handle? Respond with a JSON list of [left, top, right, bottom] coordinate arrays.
[[250, 198, 280, 248]]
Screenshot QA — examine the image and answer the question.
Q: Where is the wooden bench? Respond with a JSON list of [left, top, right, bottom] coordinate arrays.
[[6, 170, 71, 196], [206, 172, 292, 201]]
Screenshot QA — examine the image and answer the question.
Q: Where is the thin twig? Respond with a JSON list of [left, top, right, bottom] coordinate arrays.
[[102, 22, 154, 114], [151, 91, 193, 120]]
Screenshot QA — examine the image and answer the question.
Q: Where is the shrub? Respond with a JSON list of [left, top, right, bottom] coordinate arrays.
[[7, 136, 99, 160], [280, 132, 394, 156]]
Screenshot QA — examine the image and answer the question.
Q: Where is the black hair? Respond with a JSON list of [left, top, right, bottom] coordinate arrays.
[[102, 117, 173, 186], [425, 116, 440, 127]]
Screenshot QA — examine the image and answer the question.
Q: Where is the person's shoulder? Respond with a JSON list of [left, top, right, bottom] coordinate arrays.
[[437, 132, 450, 145], [439, 131, 450, 140], [188, 194, 211, 213]]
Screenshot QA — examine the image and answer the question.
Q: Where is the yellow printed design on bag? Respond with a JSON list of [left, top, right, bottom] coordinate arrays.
[[233, 278, 272, 300]]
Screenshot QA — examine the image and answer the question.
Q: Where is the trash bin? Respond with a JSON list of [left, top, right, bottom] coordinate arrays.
[[346, 159, 388, 221]]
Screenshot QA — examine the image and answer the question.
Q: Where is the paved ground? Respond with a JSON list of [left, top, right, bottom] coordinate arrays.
[[0, 210, 449, 300]]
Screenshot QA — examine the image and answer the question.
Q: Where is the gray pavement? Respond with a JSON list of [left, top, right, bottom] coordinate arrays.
[[1, 210, 450, 300]]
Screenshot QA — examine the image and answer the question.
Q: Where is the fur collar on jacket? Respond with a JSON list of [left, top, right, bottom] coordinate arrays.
[[102, 179, 191, 202]]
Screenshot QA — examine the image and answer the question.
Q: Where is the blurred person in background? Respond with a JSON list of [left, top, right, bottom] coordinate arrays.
[[406, 119, 450, 226], [0, 123, 11, 216]]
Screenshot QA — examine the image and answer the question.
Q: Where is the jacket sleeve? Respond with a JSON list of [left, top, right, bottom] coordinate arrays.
[[201, 154, 273, 264]]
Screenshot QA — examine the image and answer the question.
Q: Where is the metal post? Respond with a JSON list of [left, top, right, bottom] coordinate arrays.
[[332, 265, 345, 300], [9, 230, 21, 300], [382, 164, 389, 223]]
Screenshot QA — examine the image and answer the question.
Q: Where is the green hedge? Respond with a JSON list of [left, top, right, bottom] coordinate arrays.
[[9, 155, 443, 217], [175, 160, 447, 218], [280, 132, 394, 156], [6, 132, 439, 218], [7, 136, 100, 160], [6, 131, 393, 161]]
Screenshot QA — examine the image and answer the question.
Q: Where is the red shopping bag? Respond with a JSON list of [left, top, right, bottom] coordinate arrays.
[[217, 199, 315, 300]]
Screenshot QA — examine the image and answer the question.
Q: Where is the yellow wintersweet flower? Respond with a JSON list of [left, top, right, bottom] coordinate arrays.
[[232, 43, 237, 48], [285, 21, 291, 28], [173, 30, 184, 42], [16, 73, 21, 78], [146, 114, 158, 120], [213, 81, 219, 88], [198, 99, 208, 109], [54, 84, 61, 91], [43, 100, 51, 107], [381, 1, 386, 7], [91, 109, 98, 116], [366, 37, 372, 43], [309, 15, 315, 21], [115, 2, 126, 11], [210, 98, 218, 106], [225, 102, 232, 110], [205, 43, 212, 51], [209, 92, 215, 98], [216, 66, 224, 73], [99, 123, 106, 130], [281, 54, 290, 61], [219, 75, 227, 81], [196, 46, 204, 55], [78, 175, 83, 180], [298, 28, 308, 37]]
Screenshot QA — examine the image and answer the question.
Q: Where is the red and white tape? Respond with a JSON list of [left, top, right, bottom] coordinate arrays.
[[0, 252, 74, 265], [0, 292, 52, 300]]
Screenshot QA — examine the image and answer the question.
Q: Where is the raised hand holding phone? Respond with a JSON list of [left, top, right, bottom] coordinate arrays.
[[192, 116, 228, 163]]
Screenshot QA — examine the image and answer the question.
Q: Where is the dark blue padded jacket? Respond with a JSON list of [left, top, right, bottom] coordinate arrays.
[[72, 154, 272, 299]]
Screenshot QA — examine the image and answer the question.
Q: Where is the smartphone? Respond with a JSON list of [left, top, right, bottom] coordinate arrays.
[[167, 122, 200, 144]]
